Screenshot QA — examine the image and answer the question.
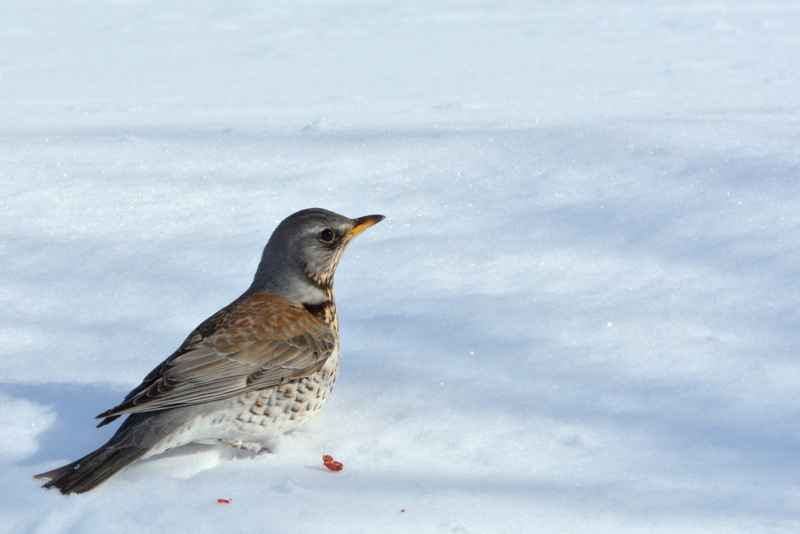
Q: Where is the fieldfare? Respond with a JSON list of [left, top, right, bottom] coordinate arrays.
[[35, 208, 384, 494]]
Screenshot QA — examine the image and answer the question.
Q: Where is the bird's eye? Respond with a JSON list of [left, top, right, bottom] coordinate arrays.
[[319, 228, 335, 243]]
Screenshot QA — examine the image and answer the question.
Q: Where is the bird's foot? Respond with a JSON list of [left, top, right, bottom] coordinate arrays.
[[222, 439, 270, 453]]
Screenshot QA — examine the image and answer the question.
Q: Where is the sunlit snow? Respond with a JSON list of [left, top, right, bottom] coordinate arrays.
[[2, 0, 799, 532]]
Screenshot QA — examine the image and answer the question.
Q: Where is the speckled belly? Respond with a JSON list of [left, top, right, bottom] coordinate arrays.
[[144, 352, 339, 457], [231, 354, 339, 439]]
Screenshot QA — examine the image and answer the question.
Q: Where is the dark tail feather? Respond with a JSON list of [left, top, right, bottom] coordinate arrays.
[[34, 444, 148, 494], [33, 411, 171, 494]]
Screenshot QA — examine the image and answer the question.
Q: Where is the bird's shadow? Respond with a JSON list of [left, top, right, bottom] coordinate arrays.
[[2, 382, 126, 467]]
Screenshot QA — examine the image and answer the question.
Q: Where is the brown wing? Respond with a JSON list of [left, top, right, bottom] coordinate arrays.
[[96, 291, 335, 426]]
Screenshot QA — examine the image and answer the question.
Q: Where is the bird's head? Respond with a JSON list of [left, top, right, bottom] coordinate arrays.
[[251, 208, 385, 304]]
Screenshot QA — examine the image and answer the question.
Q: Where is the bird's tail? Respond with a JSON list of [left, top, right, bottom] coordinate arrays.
[[34, 444, 148, 494], [33, 411, 178, 494]]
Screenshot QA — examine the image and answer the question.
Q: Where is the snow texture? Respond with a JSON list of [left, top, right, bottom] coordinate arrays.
[[2, 0, 800, 532]]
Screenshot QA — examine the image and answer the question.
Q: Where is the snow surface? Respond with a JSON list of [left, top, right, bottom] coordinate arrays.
[[2, 0, 800, 532]]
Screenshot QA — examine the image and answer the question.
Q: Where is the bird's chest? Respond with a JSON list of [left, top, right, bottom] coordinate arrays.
[[230, 347, 340, 437]]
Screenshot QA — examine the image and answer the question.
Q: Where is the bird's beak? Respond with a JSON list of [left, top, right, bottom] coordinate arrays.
[[347, 214, 386, 237]]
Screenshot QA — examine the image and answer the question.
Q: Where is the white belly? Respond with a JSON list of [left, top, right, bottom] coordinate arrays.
[[143, 352, 339, 457]]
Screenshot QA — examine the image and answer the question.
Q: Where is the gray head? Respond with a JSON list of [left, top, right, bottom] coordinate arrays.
[[249, 208, 385, 304]]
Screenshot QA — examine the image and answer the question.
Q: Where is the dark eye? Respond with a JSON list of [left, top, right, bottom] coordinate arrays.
[[319, 228, 335, 243]]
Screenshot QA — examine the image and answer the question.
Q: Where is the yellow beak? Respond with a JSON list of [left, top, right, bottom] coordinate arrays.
[[347, 214, 386, 238]]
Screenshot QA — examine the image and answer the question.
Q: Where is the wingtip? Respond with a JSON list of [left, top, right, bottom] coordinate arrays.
[[95, 412, 120, 428]]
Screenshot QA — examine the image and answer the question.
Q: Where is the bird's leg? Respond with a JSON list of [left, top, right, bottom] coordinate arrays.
[[221, 439, 271, 453]]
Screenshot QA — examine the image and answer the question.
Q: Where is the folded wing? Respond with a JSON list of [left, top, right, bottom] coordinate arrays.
[[96, 292, 335, 426]]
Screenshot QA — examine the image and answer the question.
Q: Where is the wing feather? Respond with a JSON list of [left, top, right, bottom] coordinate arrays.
[[96, 291, 335, 426]]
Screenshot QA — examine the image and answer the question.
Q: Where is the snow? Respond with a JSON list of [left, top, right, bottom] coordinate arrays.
[[2, 0, 800, 532]]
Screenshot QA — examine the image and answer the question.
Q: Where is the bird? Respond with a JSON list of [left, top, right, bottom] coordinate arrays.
[[34, 208, 384, 494]]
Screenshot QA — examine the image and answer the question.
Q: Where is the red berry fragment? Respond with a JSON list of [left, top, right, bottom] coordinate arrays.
[[322, 454, 343, 471], [217, 498, 231, 504]]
